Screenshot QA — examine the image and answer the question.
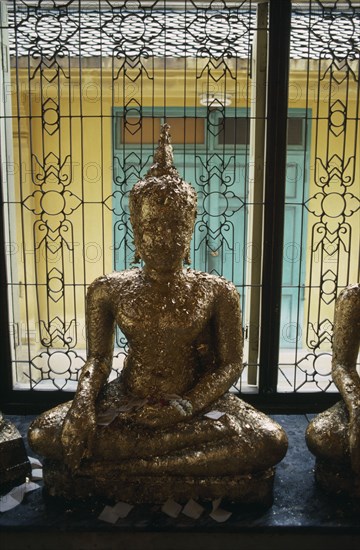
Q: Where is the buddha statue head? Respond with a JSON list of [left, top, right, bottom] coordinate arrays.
[[129, 124, 197, 270]]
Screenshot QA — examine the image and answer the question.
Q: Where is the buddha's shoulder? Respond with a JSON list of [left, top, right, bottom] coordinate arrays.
[[87, 268, 141, 296], [186, 269, 239, 298], [338, 283, 360, 301]]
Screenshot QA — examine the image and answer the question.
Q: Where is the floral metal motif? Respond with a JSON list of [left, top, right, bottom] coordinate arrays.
[[31, 349, 85, 390], [4, 0, 359, 396], [291, 1, 360, 392]]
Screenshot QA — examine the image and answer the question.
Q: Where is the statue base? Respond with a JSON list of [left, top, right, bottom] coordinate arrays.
[[0, 417, 31, 494], [315, 459, 360, 498], [43, 460, 275, 506]]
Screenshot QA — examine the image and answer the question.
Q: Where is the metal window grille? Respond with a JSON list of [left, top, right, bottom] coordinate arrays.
[[0, 0, 359, 412]]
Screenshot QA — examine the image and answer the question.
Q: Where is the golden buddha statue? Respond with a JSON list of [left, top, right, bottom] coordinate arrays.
[[28, 124, 287, 504], [306, 284, 360, 496]]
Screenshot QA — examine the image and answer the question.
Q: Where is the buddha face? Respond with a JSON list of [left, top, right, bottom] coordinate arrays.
[[133, 196, 195, 272]]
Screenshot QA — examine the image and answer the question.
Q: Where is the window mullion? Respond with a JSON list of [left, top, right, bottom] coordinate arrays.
[[244, 0, 268, 389], [259, 0, 291, 395]]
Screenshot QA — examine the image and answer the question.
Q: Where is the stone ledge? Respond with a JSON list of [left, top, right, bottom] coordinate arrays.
[[2, 530, 360, 550], [1, 415, 360, 550]]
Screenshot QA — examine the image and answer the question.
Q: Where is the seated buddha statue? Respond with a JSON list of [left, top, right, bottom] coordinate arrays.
[[306, 284, 360, 496], [28, 124, 287, 504]]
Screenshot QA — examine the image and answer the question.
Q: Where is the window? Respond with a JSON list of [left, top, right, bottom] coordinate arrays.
[[287, 117, 304, 146], [218, 117, 250, 145], [0, 0, 359, 410]]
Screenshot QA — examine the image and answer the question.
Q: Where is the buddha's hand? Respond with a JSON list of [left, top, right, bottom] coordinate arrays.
[[349, 411, 360, 474], [61, 399, 96, 471], [135, 398, 193, 428]]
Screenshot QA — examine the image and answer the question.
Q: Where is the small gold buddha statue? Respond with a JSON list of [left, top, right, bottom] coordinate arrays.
[[306, 284, 360, 496], [1, 412, 31, 492], [28, 124, 287, 504]]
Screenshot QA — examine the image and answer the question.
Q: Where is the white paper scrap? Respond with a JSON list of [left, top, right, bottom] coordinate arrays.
[[0, 481, 41, 513], [212, 497, 222, 511], [113, 501, 134, 519], [28, 456, 43, 469], [161, 498, 183, 518], [96, 410, 119, 426], [0, 494, 21, 513], [10, 484, 26, 500], [24, 482, 41, 493], [0, 484, 26, 513], [204, 410, 226, 420], [31, 469, 43, 481], [182, 498, 204, 519], [98, 505, 120, 524], [210, 507, 232, 523]]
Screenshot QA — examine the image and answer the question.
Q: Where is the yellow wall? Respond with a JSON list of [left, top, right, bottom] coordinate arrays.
[[289, 64, 359, 349], [10, 60, 359, 364]]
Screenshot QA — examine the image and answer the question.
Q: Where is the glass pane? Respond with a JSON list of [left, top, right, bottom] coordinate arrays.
[[278, 1, 360, 393], [287, 117, 303, 146], [166, 117, 205, 144], [218, 117, 250, 145], [2, 0, 257, 397], [118, 117, 161, 146]]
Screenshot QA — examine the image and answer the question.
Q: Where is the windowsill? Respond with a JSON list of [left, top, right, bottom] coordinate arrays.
[[1, 414, 360, 550]]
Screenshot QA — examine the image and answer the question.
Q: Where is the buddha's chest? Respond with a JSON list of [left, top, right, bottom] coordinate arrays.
[[115, 281, 213, 341]]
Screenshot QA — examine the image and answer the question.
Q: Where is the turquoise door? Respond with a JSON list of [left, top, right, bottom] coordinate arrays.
[[280, 113, 310, 348], [192, 149, 247, 288], [112, 108, 248, 292], [112, 108, 309, 350]]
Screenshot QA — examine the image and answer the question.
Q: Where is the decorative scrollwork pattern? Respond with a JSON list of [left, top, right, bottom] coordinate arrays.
[[286, 1, 360, 393], [3, 0, 359, 397]]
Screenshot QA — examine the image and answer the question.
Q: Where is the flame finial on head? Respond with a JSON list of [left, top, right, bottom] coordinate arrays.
[[145, 123, 179, 178], [129, 123, 198, 265]]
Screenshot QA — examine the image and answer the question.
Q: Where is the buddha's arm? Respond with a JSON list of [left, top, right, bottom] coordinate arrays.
[[184, 283, 243, 414], [74, 277, 115, 401], [332, 285, 360, 411], [331, 284, 360, 472], [61, 276, 115, 469]]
